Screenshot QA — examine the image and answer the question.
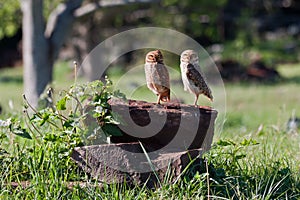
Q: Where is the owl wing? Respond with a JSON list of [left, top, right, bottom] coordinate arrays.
[[144, 62, 158, 93], [144, 63, 153, 84], [155, 63, 170, 89], [155, 63, 170, 101], [186, 63, 213, 101], [144, 62, 170, 94]]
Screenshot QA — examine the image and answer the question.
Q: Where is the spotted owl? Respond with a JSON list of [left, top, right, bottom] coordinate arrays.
[[144, 50, 170, 104], [180, 50, 213, 105]]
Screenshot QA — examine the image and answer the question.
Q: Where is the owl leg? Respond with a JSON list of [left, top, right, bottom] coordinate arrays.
[[157, 94, 161, 104], [194, 94, 199, 106]]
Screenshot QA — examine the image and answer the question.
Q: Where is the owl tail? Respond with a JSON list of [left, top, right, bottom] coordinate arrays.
[[204, 90, 213, 102]]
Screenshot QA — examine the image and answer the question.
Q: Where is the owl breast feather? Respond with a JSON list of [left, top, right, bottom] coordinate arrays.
[[180, 63, 193, 92], [146, 63, 169, 87]]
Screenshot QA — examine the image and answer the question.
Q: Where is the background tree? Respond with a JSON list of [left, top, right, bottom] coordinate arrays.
[[20, 0, 155, 107], [1, 0, 299, 106], [0, 0, 21, 39]]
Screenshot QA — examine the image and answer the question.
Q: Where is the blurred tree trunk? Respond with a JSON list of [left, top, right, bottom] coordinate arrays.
[[21, 0, 50, 107], [21, 0, 82, 107], [21, 0, 155, 107]]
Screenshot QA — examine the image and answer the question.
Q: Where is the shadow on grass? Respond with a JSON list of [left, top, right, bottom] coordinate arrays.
[[223, 75, 300, 87], [0, 76, 23, 84], [207, 163, 300, 199], [281, 76, 300, 84]]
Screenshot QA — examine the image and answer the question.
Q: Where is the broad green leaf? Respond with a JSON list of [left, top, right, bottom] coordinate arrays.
[[63, 119, 75, 129], [56, 96, 67, 110], [235, 154, 246, 160], [102, 124, 122, 136], [240, 139, 259, 146], [40, 113, 50, 126], [13, 128, 32, 139], [217, 139, 235, 146], [43, 133, 60, 142]]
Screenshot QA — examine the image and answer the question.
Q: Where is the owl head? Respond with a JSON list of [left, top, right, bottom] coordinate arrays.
[[145, 50, 164, 64], [180, 50, 199, 64]]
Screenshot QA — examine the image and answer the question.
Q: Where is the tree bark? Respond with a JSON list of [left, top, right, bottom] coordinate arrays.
[[21, 0, 50, 107], [21, 0, 83, 107]]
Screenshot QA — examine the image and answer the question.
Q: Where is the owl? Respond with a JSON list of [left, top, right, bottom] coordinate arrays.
[[144, 50, 170, 104], [180, 50, 213, 106]]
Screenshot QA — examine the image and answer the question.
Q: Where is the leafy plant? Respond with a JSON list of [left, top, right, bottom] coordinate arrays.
[[1, 77, 126, 153], [205, 138, 259, 173], [1, 65, 300, 198], [0, 77, 127, 193]]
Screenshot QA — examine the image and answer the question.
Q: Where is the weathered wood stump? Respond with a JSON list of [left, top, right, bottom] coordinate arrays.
[[109, 99, 217, 151], [72, 143, 204, 188], [71, 99, 218, 187]]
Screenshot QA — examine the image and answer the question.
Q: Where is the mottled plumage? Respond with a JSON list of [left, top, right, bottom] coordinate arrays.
[[180, 50, 213, 105], [145, 50, 170, 104]]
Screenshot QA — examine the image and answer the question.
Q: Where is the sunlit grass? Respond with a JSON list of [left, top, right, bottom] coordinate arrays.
[[0, 61, 300, 198], [1, 62, 300, 136], [0, 61, 76, 112], [0, 66, 23, 112]]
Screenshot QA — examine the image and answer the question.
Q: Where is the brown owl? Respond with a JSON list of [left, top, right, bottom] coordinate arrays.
[[144, 50, 170, 104], [180, 50, 213, 105]]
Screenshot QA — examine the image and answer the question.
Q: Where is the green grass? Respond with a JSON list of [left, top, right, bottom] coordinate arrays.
[[221, 35, 300, 66], [0, 61, 85, 112], [0, 66, 23, 112], [0, 62, 300, 199]]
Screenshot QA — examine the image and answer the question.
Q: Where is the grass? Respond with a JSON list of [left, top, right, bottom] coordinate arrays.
[[0, 66, 23, 112], [0, 61, 300, 199], [221, 35, 300, 66]]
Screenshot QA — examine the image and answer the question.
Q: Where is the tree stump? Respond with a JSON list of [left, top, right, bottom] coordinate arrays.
[[108, 99, 217, 151], [71, 99, 218, 187]]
